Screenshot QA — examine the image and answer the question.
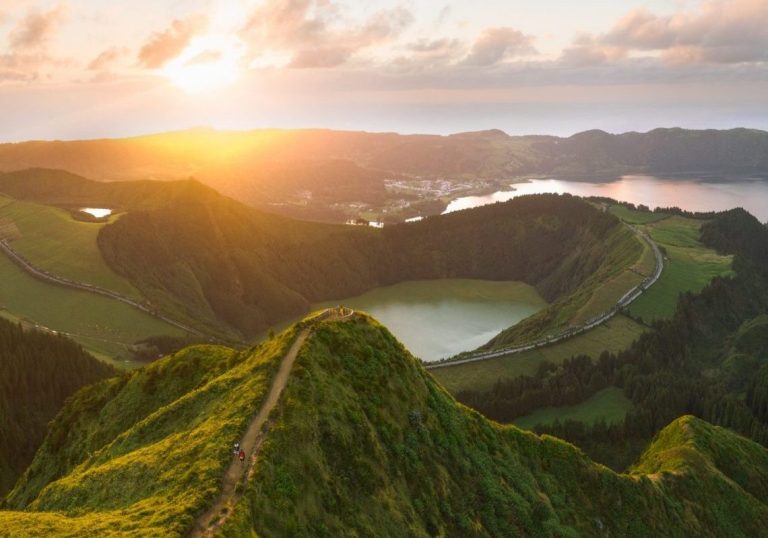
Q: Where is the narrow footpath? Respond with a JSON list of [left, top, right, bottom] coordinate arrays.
[[188, 308, 354, 536], [188, 327, 311, 537]]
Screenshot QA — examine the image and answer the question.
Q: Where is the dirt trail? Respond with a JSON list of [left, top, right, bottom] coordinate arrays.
[[188, 327, 311, 537]]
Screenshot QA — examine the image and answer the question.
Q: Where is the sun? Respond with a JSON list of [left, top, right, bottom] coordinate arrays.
[[163, 35, 243, 94]]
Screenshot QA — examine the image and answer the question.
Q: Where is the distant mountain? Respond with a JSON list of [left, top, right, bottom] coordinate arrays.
[[0, 127, 765, 217], [2, 314, 768, 535], [0, 318, 114, 495], [0, 169, 637, 340]]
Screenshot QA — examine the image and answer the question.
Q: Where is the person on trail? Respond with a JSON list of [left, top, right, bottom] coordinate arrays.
[[233, 441, 240, 454], [239, 449, 246, 464]]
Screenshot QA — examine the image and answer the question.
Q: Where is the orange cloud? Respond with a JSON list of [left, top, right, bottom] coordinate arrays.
[[463, 27, 537, 66], [9, 2, 68, 50], [569, 0, 768, 65], [138, 14, 208, 69], [241, 0, 412, 68]]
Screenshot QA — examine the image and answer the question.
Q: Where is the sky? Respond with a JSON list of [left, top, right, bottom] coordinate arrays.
[[1, 0, 767, 141]]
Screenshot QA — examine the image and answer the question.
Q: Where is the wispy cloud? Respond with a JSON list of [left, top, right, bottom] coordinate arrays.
[[137, 14, 208, 68], [241, 0, 413, 68], [462, 27, 537, 66], [1, 2, 69, 82], [562, 0, 768, 65]]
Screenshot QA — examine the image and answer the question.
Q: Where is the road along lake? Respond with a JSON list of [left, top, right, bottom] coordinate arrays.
[[313, 279, 546, 362]]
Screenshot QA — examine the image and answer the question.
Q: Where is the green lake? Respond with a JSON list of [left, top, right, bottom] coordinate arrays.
[[314, 279, 547, 362]]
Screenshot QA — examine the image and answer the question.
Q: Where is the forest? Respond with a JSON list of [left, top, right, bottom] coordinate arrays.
[[0, 319, 115, 494], [457, 208, 768, 469]]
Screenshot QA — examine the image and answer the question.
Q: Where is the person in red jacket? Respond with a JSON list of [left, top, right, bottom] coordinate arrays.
[[239, 449, 246, 464]]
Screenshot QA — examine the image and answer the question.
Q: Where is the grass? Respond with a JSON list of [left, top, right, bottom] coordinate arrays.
[[513, 386, 633, 430], [432, 314, 646, 393], [0, 196, 140, 299], [2, 328, 295, 536], [570, 234, 655, 325], [3, 317, 768, 536], [609, 205, 670, 224], [629, 216, 734, 322], [0, 251, 185, 365]]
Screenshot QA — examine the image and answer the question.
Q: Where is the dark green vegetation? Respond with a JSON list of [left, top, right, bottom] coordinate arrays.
[[0, 192, 189, 362], [481, 221, 643, 350], [455, 208, 768, 470], [0, 169, 633, 344], [0, 318, 114, 495], [513, 386, 632, 430], [1, 328, 294, 534], [629, 216, 734, 322], [3, 315, 768, 536], [433, 314, 646, 393]]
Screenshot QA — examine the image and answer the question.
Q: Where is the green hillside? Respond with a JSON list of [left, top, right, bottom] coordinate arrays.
[[3, 315, 768, 536], [0, 170, 637, 345], [453, 207, 768, 470], [0, 195, 140, 299], [0, 318, 115, 495], [629, 215, 734, 322]]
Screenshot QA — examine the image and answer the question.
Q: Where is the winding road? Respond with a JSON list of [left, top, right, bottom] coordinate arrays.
[[426, 223, 664, 369], [0, 238, 202, 336]]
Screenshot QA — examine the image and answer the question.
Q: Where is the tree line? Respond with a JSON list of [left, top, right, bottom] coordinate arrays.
[[0, 319, 115, 495], [457, 208, 768, 470]]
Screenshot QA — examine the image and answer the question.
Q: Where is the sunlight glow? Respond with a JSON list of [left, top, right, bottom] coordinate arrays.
[[163, 35, 244, 94]]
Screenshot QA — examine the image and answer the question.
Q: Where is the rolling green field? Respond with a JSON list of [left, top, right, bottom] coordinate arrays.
[[513, 386, 633, 429], [0, 196, 140, 299], [0, 252, 185, 366], [629, 216, 734, 322], [609, 205, 670, 224], [432, 314, 646, 393]]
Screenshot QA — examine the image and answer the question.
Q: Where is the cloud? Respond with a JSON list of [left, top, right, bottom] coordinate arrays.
[[462, 27, 536, 66], [138, 14, 208, 68], [241, 0, 413, 68], [1, 3, 68, 83], [559, 34, 627, 66], [88, 46, 124, 71], [8, 3, 68, 50], [565, 0, 768, 65]]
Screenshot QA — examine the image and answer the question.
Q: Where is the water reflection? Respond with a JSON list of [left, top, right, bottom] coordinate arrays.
[[444, 176, 768, 222]]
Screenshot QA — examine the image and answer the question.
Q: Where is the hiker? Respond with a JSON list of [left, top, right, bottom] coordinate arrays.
[[233, 441, 240, 456], [239, 449, 246, 464]]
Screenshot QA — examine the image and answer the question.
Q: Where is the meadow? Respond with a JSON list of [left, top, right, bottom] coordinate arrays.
[[432, 314, 645, 393], [0, 196, 140, 299], [629, 216, 734, 321], [0, 253, 185, 365], [513, 386, 633, 429]]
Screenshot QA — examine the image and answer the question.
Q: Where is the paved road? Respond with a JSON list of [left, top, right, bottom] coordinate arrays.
[[426, 223, 663, 370], [0, 238, 202, 336], [188, 307, 353, 537]]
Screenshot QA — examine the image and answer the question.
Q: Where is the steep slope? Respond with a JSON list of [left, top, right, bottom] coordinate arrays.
[[2, 315, 768, 536], [0, 170, 635, 341], [0, 318, 115, 495], [1, 326, 299, 534]]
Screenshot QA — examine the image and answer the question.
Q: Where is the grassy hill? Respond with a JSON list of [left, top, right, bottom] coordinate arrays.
[[628, 215, 734, 322], [0, 194, 140, 299], [0, 170, 635, 345], [2, 315, 768, 535], [0, 318, 114, 496]]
